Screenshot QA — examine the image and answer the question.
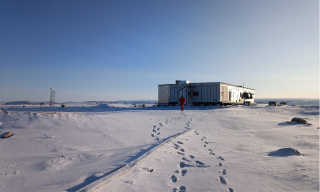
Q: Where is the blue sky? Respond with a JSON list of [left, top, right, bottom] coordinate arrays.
[[0, 0, 318, 102]]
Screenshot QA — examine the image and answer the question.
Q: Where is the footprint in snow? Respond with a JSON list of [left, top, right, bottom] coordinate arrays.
[[173, 186, 187, 192], [195, 160, 205, 167], [218, 163, 222, 166], [210, 152, 216, 155], [157, 132, 160, 135], [180, 148, 185, 152], [228, 188, 235, 192], [177, 152, 185, 156], [179, 169, 187, 176], [217, 156, 225, 161], [150, 134, 154, 137], [190, 155, 194, 159], [182, 157, 190, 162], [157, 127, 160, 131], [219, 169, 227, 175], [174, 143, 180, 148], [177, 162, 185, 168], [204, 141, 209, 144], [218, 176, 227, 184], [169, 175, 178, 183]]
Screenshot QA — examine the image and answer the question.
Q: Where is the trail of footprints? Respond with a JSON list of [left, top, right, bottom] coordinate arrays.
[[150, 116, 192, 142], [169, 140, 188, 192], [168, 131, 234, 192], [199, 132, 234, 192], [150, 117, 182, 141], [150, 122, 164, 141]]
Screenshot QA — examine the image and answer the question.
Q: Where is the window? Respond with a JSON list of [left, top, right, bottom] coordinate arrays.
[[193, 92, 199, 96]]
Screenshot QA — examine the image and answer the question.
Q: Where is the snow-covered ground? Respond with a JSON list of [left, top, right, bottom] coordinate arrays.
[[0, 102, 318, 192]]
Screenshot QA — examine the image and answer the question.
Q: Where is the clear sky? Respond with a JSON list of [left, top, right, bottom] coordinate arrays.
[[0, 0, 318, 102]]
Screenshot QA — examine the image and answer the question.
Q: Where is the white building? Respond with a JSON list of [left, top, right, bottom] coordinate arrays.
[[158, 80, 255, 105]]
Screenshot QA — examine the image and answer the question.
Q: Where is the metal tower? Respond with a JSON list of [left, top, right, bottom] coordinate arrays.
[[49, 87, 56, 107]]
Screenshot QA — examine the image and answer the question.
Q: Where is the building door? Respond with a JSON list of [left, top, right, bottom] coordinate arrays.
[[178, 88, 188, 105], [229, 91, 232, 101]]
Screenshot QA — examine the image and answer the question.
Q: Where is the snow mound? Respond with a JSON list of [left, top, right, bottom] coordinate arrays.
[[268, 148, 302, 157]]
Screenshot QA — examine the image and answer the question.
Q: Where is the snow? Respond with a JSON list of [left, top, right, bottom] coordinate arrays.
[[0, 103, 318, 192]]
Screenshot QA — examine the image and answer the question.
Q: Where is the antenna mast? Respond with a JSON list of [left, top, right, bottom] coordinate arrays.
[[49, 87, 56, 107]]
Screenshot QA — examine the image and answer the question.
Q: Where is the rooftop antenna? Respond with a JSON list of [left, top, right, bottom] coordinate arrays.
[[49, 87, 56, 107]]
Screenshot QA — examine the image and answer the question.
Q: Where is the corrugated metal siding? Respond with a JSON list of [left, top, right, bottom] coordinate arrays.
[[191, 85, 220, 103], [196, 87, 200, 102], [193, 87, 197, 102], [208, 87, 211, 102], [206, 87, 208, 102], [195, 87, 199, 102], [169, 88, 176, 102], [210, 87, 213, 102], [216, 86, 219, 102], [195, 87, 198, 102], [205, 87, 209, 102], [169, 86, 189, 103], [202, 87, 205, 102], [158, 85, 170, 104], [175, 88, 178, 101]]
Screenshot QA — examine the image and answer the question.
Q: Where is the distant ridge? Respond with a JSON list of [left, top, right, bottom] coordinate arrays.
[[4, 101, 43, 105], [85, 100, 157, 104]]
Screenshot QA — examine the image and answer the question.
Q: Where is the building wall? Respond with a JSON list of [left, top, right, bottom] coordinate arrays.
[[169, 85, 188, 103], [225, 84, 255, 103], [158, 85, 170, 104], [220, 85, 229, 102], [192, 85, 220, 103], [158, 82, 255, 105]]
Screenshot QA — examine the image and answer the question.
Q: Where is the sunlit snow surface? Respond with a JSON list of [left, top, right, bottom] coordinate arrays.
[[0, 102, 318, 192]]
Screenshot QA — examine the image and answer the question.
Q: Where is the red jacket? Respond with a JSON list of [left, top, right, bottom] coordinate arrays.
[[179, 96, 186, 104]]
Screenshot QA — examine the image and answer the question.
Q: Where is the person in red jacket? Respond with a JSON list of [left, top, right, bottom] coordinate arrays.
[[179, 95, 186, 111]]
